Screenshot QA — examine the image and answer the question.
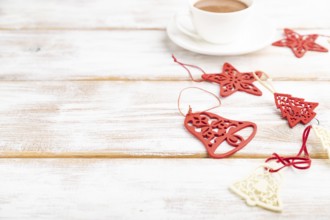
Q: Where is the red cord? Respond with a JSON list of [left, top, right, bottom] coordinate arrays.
[[265, 125, 312, 172], [172, 54, 205, 82]]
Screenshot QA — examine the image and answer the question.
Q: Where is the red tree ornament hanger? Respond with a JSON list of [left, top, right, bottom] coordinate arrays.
[[172, 55, 263, 97], [265, 125, 312, 172], [272, 28, 329, 58], [252, 71, 318, 128], [178, 87, 257, 159]]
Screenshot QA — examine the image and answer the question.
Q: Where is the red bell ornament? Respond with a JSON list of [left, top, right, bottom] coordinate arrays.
[[184, 108, 257, 158], [178, 87, 257, 159]]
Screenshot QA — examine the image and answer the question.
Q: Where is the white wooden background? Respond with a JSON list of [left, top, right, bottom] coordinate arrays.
[[0, 0, 329, 219]]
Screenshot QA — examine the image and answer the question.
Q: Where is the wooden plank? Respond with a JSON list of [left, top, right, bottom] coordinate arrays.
[[0, 30, 330, 81], [0, 158, 329, 219], [0, 80, 328, 158], [0, 0, 329, 29]]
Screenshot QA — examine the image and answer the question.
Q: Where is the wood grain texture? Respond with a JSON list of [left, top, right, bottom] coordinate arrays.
[[0, 0, 329, 30], [0, 81, 328, 158], [0, 0, 329, 218], [0, 30, 330, 81], [0, 159, 329, 219]]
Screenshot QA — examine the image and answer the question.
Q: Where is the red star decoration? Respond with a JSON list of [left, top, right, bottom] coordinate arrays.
[[272, 28, 328, 58], [201, 63, 262, 97], [274, 93, 318, 128]]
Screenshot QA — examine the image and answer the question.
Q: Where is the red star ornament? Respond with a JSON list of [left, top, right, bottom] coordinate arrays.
[[274, 93, 318, 128], [201, 63, 263, 97], [272, 28, 328, 58], [184, 108, 257, 159]]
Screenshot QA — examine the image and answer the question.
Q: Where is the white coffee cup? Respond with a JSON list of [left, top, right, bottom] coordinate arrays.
[[176, 0, 255, 44]]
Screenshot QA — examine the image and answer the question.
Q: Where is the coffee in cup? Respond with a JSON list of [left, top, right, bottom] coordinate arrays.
[[194, 0, 248, 13], [176, 0, 254, 44]]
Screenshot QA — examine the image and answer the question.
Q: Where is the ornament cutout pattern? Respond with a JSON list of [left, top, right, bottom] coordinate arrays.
[[272, 28, 328, 58], [230, 165, 283, 212], [313, 125, 330, 158], [274, 93, 318, 128], [184, 108, 257, 159], [202, 63, 263, 97]]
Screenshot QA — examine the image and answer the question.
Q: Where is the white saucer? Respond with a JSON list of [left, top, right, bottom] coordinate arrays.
[[167, 14, 276, 56]]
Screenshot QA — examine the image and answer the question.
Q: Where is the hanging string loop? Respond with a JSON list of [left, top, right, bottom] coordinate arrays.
[[177, 87, 221, 117], [172, 54, 205, 82], [252, 71, 276, 94]]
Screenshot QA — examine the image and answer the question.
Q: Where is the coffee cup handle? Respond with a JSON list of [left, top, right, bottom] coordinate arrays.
[[175, 11, 201, 40]]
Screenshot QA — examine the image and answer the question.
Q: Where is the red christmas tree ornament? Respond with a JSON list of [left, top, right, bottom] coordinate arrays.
[[184, 108, 257, 159], [252, 71, 319, 128], [272, 28, 328, 58], [274, 93, 318, 128], [172, 55, 263, 97], [202, 63, 263, 97]]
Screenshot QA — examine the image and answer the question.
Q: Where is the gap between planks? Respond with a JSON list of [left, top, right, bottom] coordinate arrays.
[[0, 78, 329, 82], [0, 27, 328, 31], [0, 152, 326, 159]]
